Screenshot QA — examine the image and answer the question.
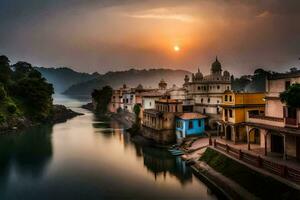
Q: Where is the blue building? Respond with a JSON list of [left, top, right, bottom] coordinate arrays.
[[175, 113, 206, 142]]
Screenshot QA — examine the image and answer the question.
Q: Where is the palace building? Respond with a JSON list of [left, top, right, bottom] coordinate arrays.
[[184, 57, 231, 128]]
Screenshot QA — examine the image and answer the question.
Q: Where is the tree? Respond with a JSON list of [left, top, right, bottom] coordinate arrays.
[[12, 61, 33, 80], [13, 75, 54, 120], [91, 86, 113, 113], [0, 55, 12, 85], [0, 84, 6, 101], [289, 67, 298, 73], [280, 83, 300, 108], [133, 104, 141, 127]]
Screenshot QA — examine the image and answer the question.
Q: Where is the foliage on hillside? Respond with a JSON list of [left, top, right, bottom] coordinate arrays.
[[91, 86, 113, 113], [0, 55, 54, 126]]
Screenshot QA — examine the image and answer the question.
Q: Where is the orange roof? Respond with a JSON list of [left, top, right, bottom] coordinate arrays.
[[176, 113, 207, 120]]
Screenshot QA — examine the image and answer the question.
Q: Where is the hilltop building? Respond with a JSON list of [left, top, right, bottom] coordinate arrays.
[[184, 57, 231, 128]]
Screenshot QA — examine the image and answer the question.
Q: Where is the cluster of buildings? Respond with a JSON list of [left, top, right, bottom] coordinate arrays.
[[107, 58, 300, 161]]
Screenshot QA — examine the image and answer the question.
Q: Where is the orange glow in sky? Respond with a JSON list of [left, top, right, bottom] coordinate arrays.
[[173, 45, 180, 52]]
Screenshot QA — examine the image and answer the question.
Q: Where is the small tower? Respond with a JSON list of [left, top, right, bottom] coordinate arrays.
[[158, 79, 167, 90], [184, 75, 190, 83]]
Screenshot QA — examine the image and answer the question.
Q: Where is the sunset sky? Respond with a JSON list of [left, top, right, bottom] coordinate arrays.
[[0, 0, 300, 75]]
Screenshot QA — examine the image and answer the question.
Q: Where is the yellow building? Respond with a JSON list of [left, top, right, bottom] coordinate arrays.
[[217, 91, 265, 144]]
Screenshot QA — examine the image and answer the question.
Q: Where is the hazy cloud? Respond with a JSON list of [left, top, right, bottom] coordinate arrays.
[[0, 0, 300, 75]]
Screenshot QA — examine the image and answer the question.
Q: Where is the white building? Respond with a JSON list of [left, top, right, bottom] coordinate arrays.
[[184, 57, 231, 127], [165, 84, 187, 100], [246, 71, 300, 160]]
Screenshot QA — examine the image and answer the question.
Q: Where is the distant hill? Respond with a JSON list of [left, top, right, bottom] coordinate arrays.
[[64, 68, 191, 95], [35, 67, 100, 93]]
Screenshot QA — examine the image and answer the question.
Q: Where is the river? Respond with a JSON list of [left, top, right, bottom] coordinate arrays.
[[0, 95, 218, 199]]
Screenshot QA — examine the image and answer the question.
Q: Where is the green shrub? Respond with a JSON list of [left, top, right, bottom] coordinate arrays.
[[0, 85, 6, 100], [7, 103, 17, 114], [117, 107, 122, 113], [0, 114, 5, 123]]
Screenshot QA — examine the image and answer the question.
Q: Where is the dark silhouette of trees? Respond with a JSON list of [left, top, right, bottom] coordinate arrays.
[[92, 86, 113, 113], [0, 55, 12, 85], [280, 83, 300, 108]]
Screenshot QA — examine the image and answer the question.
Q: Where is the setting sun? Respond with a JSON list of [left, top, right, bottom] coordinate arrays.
[[173, 45, 180, 52]]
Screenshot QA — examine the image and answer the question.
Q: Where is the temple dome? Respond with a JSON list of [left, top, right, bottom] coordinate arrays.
[[223, 70, 230, 77], [136, 84, 143, 90], [211, 57, 222, 74], [195, 68, 203, 80]]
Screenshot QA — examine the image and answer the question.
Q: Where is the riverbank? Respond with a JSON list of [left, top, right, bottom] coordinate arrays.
[[0, 104, 83, 133], [187, 145, 300, 200]]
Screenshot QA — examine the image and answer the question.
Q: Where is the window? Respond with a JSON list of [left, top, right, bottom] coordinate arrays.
[[198, 119, 202, 127], [287, 107, 297, 119], [217, 85, 220, 89], [225, 109, 228, 117], [249, 110, 259, 116], [227, 86, 230, 90], [198, 86, 201, 90], [149, 102, 152, 106], [203, 108, 206, 114], [201, 98, 203, 103], [208, 98, 210, 103], [285, 81, 291, 90], [189, 121, 193, 129], [225, 95, 228, 101], [176, 121, 183, 128], [229, 95, 232, 102], [229, 110, 233, 118], [217, 107, 220, 114]]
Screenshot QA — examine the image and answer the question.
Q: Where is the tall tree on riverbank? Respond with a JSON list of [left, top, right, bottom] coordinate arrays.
[[91, 86, 113, 113]]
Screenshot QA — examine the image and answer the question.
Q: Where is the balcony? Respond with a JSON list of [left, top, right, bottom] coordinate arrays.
[[285, 117, 298, 128], [247, 114, 285, 127]]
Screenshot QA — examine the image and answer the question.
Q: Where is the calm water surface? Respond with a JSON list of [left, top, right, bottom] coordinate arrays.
[[0, 95, 217, 199]]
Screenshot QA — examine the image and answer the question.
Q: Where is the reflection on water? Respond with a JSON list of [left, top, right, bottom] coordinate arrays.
[[0, 125, 53, 194], [0, 96, 217, 200], [94, 115, 193, 185]]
